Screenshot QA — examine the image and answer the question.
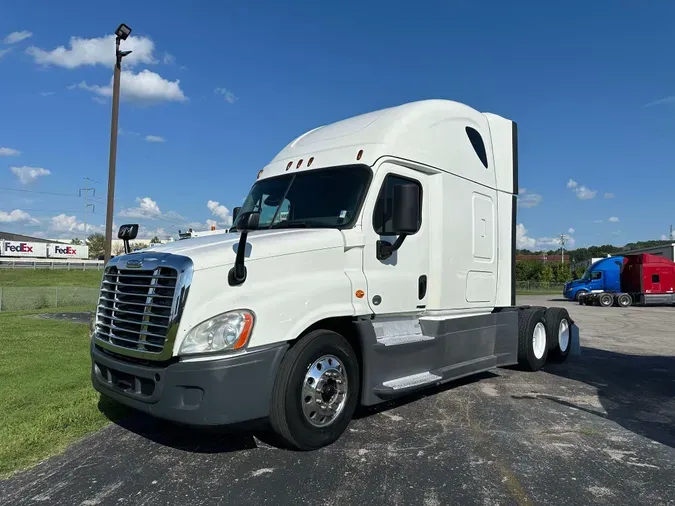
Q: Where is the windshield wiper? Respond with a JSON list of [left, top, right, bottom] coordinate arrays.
[[270, 220, 311, 229]]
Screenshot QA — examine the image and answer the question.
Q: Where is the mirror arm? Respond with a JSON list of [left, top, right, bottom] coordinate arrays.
[[228, 230, 249, 286], [376, 234, 407, 261], [123, 239, 131, 255]]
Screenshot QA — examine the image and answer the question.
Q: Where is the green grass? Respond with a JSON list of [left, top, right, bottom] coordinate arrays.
[[0, 306, 127, 478], [0, 269, 103, 288]]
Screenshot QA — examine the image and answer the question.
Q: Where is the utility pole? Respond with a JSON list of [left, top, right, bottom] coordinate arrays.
[[559, 234, 567, 264], [79, 178, 96, 238], [104, 23, 133, 264], [670, 224, 673, 241]]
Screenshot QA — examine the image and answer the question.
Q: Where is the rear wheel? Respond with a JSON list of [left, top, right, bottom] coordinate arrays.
[[545, 307, 571, 362], [616, 293, 632, 307], [269, 329, 359, 450], [598, 293, 613, 307], [517, 307, 548, 371]]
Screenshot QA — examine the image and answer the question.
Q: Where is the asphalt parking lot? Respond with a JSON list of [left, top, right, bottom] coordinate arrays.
[[2, 295, 674, 506]]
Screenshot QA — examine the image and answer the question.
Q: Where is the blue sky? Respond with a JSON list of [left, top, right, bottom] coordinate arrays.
[[0, 0, 674, 249]]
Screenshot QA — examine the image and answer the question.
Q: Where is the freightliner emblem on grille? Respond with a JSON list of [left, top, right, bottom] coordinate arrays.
[[126, 259, 143, 269]]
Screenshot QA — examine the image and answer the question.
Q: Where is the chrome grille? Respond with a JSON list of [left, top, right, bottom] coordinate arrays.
[[95, 265, 178, 355]]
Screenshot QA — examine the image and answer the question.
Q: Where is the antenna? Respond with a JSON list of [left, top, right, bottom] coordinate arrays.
[[79, 178, 97, 236]]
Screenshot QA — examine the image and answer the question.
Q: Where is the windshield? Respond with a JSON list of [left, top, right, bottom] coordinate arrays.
[[580, 266, 592, 280], [236, 165, 371, 229]]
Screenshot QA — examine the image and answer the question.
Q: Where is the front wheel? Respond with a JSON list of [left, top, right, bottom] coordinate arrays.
[[269, 329, 360, 450], [575, 290, 587, 302]]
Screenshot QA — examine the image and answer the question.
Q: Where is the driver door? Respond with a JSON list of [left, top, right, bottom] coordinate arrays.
[[362, 165, 429, 315]]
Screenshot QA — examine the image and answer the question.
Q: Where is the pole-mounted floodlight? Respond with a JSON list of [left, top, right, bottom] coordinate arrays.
[[104, 23, 133, 264], [115, 23, 132, 40]]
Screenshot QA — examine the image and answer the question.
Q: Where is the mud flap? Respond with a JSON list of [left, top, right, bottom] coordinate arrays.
[[569, 323, 581, 356]]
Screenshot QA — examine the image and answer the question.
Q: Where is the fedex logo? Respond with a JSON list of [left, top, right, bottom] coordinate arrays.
[[5, 243, 33, 253], [54, 246, 77, 255]]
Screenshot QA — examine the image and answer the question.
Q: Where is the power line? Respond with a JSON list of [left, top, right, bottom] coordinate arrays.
[[79, 178, 96, 236], [0, 187, 79, 197]]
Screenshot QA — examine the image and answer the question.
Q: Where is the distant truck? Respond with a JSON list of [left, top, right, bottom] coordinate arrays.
[[563, 256, 626, 301], [577, 253, 675, 307]]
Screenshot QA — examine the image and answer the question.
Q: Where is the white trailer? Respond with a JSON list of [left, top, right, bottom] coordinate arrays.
[[90, 99, 580, 450], [1, 240, 48, 258], [47, 243, 89, 259]]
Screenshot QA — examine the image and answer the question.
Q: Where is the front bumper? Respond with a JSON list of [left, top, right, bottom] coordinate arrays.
[[91, 342, 288, 426]]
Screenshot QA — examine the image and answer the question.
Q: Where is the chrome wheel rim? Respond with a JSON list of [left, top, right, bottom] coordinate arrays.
[[301, 354, 348, 427]]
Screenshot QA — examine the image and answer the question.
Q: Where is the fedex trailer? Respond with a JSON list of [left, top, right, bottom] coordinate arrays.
[[90, 99, 581, 450], [1, 240, 48, 258], [47, 243, 89, 259]]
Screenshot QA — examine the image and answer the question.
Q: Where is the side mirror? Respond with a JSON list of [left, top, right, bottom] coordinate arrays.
[[235, 211, 260, 232], [376, 184, 420, 261], [118, 224, 139, 240], [229, 211, 260, 286], [392, 184, 420, 234], [118, 224, 139, 255], [232, 207, 241, 223]]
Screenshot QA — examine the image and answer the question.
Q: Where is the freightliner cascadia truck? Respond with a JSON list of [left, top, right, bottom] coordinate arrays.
[[91, 99, 580, 450]]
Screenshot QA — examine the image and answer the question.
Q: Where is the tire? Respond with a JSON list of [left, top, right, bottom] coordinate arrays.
[[616, 293, 632, 307], [545, 307, 571, 362], [575, 290, 587, 302], [598, 293, 613, 307], [517, 307, 548, 371], [269, 329, 360, 450]]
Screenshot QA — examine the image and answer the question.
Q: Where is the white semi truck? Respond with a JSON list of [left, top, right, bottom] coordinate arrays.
[[91, 99, 579, 450]]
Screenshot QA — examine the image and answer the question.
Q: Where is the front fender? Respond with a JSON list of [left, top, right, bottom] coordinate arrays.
[[173, 246, 355, 354]]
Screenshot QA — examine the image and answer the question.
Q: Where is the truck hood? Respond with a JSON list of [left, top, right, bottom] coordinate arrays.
[[566, 278, 587, 288], [137, 228, 345, 271]]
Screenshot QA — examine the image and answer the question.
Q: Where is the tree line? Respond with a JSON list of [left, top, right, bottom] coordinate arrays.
[[72, 233, 162, 259]]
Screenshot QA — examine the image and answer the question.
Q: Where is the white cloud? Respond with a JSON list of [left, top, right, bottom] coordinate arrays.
[[568, 227, 575, 234], [118, 197, 162, 219], [207, 200, 232, 225], [0, 48, 10, 59], [118, 196, 183, 222], [0, 147, 21, 156], [10, 166, 51, 184], [76, 69, 187, 104], [644, 96, 675, 108], [593, 219, 603, 224], [206, 219, 218, 228], [163, 52, 175, 65], [574, 185, 596, 200], [608, 216, 619, 223], [660, 231, 675, 241], [517, 188, 542, 208], [516, 223, 576, 250], [516, 223, 536, 249], [215, 87, 238, 104], [145, 135, 165, 143], [50, 213, 104, 234], [26, 34, 156, 69], [0, 209, 39, 225], [40, 91, 55, 97], [566, 179, 596, 199], [4, 31, 32, 44], [604, 192, 615, 199]]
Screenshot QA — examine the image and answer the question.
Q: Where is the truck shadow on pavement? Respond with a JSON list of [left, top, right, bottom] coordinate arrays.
[[97, 397, 262, 454], [543, 346, 675, 449], [97, 372, 496, 453]]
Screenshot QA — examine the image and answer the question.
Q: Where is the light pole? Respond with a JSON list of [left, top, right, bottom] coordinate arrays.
[[104, 23, 132, 263]]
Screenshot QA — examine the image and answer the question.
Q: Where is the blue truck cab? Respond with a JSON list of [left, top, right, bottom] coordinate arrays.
[[563, 256, 625, 301]]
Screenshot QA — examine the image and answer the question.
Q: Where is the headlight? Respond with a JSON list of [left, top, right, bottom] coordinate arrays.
[[179, 310, 254, 355]]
